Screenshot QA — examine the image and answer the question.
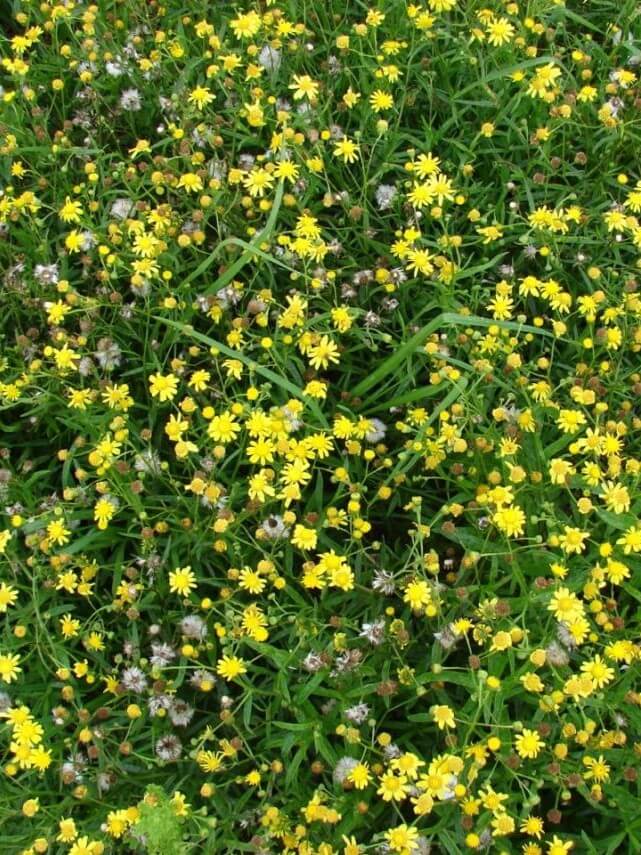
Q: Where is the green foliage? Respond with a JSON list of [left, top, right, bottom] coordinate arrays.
[[1, 1, 641, 854], [133, 787, 185, 855]]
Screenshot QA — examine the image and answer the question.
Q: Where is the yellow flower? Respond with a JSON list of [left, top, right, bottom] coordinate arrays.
[[548, 586, 583, 622], [47, 519, 71, 546], [129, 139, 151, 158], [22, 797, 39, 817], [273, 160, 299, 182], [57, 817, 78, 843], [0, 653, 22, 683], [385, 824, 419, 854], [105, 809, 131, 838], [197, 750, 223, 772], [549, 458, 574, 485], [94, 497, 117, 530], [520, 816, 544, 838], [492, 813, 516, 836], [291, 525, 318, 550], [307, 335, 340, 369], [580, 655, 614, 689], [348, 763, 371, 789], [583, 755, 610, 783], [64, 229, 85, 253], [68, 388, 93, 409], [58, 195, 83, 223], [188, 85, 214, 110], [289, 74, 319, 101], [406, 247, 435, 276], [547, 836, 573, 855], [520, 672, 544, 693], [557, 409, 586, 435], [493, 504, 525, 537], [330, 563, 355, 591], [366, 9, 385, 26], [149, 373, 179, 402], [342, 835, 362, 855], [230, 11, 261, 39], [169, 566, 197, 597], [29, 745, 53, 771], [244, 167, 275, 197], [558, 525, 589, 554], [60, 614, 81, 638], [477, 224, 503, 243], [242, 605, 268, 641], [370, 89, 393, 112], [392, 752, 424, 779], [304, 380, 328, 399], [207, 411, 240, 443], [247, 438, 276, 465], [177, 172, 203, 193], [238, 568, 266, 595], [601, 481, 630, 514], [0, 530, 11, 554], [216, 655, 247, 680], [0, 582, 17, 612], [617, 525, 641, 553], [431, 704, 455, 730], [188, 369, 210, 391], [343, 87, 361, 108], [333, 138, 359, 163], [377, 771, 409, 802], [490, 630, 513, 652], [515, 728, 544, 759], [403, 579, 432, 610], [486, 17, 515, 46], [68, 837, 97, 855]]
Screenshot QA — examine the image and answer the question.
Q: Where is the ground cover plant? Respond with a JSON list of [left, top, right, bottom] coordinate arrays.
[[1, 0, 641, 852]]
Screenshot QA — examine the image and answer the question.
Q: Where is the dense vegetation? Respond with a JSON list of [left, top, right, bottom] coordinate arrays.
[[1, 1, 641, 853]]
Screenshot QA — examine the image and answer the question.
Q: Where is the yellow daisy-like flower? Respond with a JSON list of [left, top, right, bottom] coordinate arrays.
[[333, 138, 359, 163], [370, 89, 393, 112], [0, 582, 17, 612], [216, 655, 247, 681], [347, 763, 371, 789], [0, 530, 11, 554], [385, 824, 419, 854], [307, 335, 340, 370], [188, 85, 214, 110], [431, 704, 455, 730], [0, 653, 22, 683], [168, 566, 197, 597], [515, 728, 544, 759], [148, 373, 179, 402], [58, 195, 83, 223], [289, 74, 319, 101], [377, 771, 409, 802]]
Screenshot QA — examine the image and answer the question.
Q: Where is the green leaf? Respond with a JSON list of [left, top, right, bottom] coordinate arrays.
[[353, 311, 556, 401], [182, 181, 285, 291]]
